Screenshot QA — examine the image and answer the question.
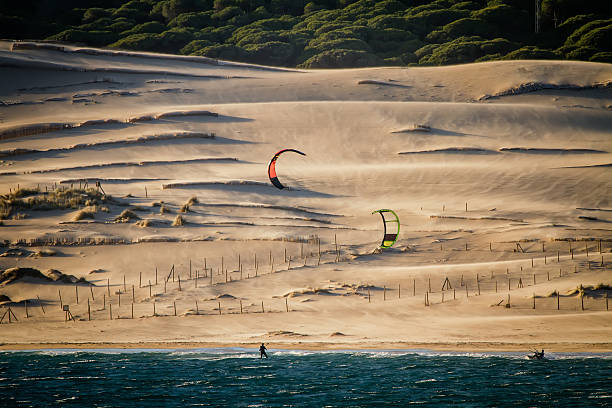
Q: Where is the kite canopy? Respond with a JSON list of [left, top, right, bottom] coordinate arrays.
[[267, 149, 306, 189], [372, 209, 400, 248]]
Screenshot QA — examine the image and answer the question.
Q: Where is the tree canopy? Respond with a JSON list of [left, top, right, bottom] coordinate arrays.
[[2, 0, 611, 67]]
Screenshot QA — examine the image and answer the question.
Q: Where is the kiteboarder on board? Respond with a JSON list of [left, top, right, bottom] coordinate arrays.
[[259, 343, 268, 359], [529, 349, 544, 360]]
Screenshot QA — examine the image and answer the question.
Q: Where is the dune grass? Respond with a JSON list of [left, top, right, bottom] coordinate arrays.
[[114, 209, 140, 223], [0, 187, 110, 219], [172, 215, 185, 226]]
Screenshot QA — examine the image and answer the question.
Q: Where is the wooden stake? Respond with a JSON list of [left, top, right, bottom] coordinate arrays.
[[190, 259, 192, 279], [88, 299, 91, 321], [557, 290, 559, 310], [154, 301, 156, 316], [58, 289, 63, 310], [174, 301, 177, 316], [90, 286, 95, 301], [368, 289, 371, 303], [383, 285, 386, 301], [557, 251, 560, 262], [533, 274, 536, 285], [531, 258, 534, 268], [109, 303, 112, 320], [131, 302, 134, 319], [75, 284, 79, 304], [107, 279, 110, 296], [178, 275, 182, 291], [124, 275, 127, 292], [24, 299, 29, 318], [285, 297, 289, 312], [37, 295, 45, 314], [149, 280, 152, 297], [103, 293, 106, 310], [398, 284, 401, 299], [239, 300, 242, 314], [533, 293, 535, 309], [118, 291, 121, 307], [581, 292, 584, 311], [261, 301, 264, 313], [139, 272, 142, 288], [413, 279, 416, 296], [155, 267, 158, 285]]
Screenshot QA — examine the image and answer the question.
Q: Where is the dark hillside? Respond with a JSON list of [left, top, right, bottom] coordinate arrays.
[[1, 0, 611, 67]]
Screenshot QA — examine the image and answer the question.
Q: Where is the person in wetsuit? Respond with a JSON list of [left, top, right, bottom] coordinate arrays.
[[259, 343, 268, 359]]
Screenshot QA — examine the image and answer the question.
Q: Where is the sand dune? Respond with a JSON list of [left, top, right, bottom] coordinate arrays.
[[0, 41, 610, 351]]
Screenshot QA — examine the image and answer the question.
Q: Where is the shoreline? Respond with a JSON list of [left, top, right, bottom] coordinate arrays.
[[2, 341, 612, 353]]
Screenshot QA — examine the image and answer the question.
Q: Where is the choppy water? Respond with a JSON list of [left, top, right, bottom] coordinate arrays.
[[1, 349, 610, 407]]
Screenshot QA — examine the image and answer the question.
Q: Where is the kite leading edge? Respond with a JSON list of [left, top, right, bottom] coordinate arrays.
[[372, 209, 400, 248], [268, 148, 306, 189]]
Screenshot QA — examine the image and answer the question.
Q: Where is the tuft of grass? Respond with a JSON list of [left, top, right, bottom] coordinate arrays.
[[159, 205, 171, 214], [172, 215, 185, 226], [100, 206, 110, 213], [187, 196, 198, 205], [114, 209, 140, 223], [136, 219, 152, 228], [35, 248, 57, 257], [12, 213, 27, 220], [73, 206, 97, 221], [179, 204, 190, 213], [594, 283, 611, 290], [152, 201, 163, 207]]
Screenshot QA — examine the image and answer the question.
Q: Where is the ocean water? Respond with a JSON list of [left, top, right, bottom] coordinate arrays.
[[1, 349, 610, 407]]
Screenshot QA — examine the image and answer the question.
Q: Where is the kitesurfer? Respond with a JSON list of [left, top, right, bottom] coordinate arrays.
[[259, 343, 268, 359]]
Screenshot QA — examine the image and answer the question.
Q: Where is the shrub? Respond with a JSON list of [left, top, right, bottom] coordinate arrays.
[[180, 39, 213, 54], [83, 8, 112, 23], [109, 32, 161, 50], [47, 29, 119, 46], [576, 24, 612, 50], [121, 21, 167, 36], [502, 46, 560, 60], [245, 41, 295, 65], [564, 19, 612, 47], [298, 48, 383, 68], [193, 43, 249, 60], [169, 11, 212, 28], [590, 51, 612, 62]]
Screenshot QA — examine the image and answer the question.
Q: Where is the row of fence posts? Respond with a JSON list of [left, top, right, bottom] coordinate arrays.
[[1, 238, 609, 323]]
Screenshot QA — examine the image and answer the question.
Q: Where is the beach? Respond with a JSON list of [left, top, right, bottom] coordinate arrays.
[[1, 41, 611, 352]]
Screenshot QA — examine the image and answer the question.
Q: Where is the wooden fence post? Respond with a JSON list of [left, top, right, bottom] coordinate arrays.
[[37, 295, 45, 314]]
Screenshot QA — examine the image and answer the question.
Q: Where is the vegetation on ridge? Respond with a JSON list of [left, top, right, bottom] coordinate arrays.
[[1, 0, 611, 67]]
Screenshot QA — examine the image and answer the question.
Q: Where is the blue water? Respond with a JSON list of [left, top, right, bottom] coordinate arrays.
[[1, 349, 610, 407]]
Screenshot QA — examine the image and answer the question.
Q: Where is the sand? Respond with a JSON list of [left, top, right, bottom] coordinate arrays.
[[0, 41, 611, 352]]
